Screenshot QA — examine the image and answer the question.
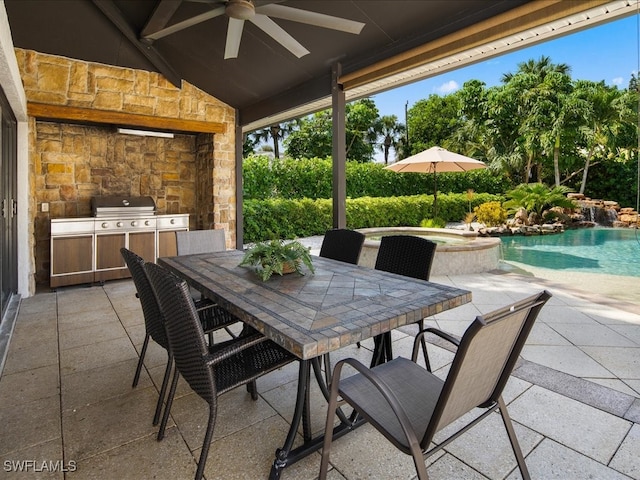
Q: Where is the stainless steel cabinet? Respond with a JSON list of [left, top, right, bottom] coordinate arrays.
[[50, 214, 189, 288]]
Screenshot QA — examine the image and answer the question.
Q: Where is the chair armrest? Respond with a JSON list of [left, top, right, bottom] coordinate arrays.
[[203, 333, 270, 366], [416, 327, 460, 347], [195, 299, 239, 333], [194, 297, 218, 311]]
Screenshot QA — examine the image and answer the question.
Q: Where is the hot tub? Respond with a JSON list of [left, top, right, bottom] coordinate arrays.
[[356, 227, 501, 276]]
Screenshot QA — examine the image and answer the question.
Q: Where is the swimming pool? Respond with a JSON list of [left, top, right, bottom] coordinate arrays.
[[500, 228, 640, 278]]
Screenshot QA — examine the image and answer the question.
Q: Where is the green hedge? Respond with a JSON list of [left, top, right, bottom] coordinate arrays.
[[243, 192, 503, 243], [243, 155, 512, 200]]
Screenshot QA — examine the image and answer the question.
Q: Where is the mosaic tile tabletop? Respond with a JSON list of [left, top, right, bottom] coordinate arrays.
[[159, 251, 472, 360]]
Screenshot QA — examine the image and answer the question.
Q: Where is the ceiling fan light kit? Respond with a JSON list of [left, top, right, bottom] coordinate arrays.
[[225, 0, 255, 20]]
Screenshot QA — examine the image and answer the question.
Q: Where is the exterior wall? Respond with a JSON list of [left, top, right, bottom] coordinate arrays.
[[0, 3, 30, 297], [14, 49, 236, 286]]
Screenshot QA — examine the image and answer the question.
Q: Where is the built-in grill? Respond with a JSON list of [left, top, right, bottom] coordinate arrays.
[[50, 196, 189, 288], [91, 196, 157, 233], [91, 195, 156, 218]]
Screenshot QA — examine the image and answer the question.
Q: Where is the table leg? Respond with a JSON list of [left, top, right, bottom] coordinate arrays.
[[271, 359, 311, 479], [370, 332, 393, 368], [269, 356, 362, 479]]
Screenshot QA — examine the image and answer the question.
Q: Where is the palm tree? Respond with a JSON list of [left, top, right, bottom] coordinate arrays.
[[573, 81, 636, 194], [250, 120, 299, 158], [502, 56, 573, 186], [501, 55, 570, 83], [375, 115, 405, 164], [533, 71, 583, 187]]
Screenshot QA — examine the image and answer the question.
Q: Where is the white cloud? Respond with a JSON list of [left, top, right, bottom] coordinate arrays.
[[436, 80, 459, 94], [612, 77, 623, 85]]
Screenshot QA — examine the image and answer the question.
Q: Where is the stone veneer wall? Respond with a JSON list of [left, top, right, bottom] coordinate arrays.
[[14, 49, 236, 287]]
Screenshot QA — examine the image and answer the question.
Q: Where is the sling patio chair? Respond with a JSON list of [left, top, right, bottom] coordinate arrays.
[[121, 248, 240, 425], [176, 229, 226, 255], [174, 229, 240, 339], [319, 290, 551, 480], [319, 228, 365, 265], [144, 261, 296, 480], [369, 235, 437, 367]]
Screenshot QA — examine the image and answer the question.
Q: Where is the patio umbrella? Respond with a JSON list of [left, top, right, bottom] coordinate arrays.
[[385, 146, 486, 216]]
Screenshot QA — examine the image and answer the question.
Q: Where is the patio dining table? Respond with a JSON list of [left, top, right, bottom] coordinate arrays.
[[158, 250, 471, 479]]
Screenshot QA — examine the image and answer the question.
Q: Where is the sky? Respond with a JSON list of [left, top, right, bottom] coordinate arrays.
[[369, 14, 639, 161]]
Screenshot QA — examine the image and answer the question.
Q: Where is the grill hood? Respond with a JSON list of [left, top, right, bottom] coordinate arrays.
[[91, 196, 156, 217]]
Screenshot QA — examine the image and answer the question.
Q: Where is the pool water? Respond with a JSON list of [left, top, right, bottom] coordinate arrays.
[[501, 228, 640, 278]]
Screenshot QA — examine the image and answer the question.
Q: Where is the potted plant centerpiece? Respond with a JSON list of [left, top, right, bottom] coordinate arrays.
[[239, 239, 315, 281]]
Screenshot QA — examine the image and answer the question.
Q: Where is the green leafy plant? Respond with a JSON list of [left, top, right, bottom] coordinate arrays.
[[474, 201, 507, 227], [420, 217, 446, 228], [239, 239, 315, 282], [503, 183, 577, 225]]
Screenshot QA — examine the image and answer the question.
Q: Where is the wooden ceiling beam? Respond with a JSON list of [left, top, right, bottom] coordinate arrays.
[[92, 0, 183, 87], [140, 0, 183, 39], [27, 102, 225, 135]]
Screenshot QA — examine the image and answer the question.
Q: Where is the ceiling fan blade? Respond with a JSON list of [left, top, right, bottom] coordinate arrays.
[[250, 14, 310, 58], [225, 18, 245, 59], [256, 4, 365, 35], [142, 5, 226, 41]]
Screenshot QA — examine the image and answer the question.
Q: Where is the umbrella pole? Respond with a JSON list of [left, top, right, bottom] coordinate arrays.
[[433, 167, 438, 218]]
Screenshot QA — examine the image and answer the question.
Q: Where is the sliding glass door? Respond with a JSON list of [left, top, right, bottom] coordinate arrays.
[[0, 89, 17, 320]]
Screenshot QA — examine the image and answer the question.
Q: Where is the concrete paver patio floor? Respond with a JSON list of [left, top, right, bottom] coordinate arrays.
[[1, 265, 639, 479]]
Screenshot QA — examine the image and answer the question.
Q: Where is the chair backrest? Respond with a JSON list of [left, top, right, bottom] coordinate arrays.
[[176, 229, 226, 255], [319, 228, 365, 265], [120, 248, 168, 350], [374, 235, 437, 281], [422, 290, 551, 448], [144, 261, 216, 404]]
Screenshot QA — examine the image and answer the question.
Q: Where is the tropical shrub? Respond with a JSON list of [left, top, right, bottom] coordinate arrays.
[[503, 183, 577, 224], [474, 201, 507, 227], [420, 218, 446, 228]]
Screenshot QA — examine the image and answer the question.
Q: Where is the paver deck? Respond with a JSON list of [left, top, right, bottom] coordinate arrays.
[[0, 245, 638, 479]]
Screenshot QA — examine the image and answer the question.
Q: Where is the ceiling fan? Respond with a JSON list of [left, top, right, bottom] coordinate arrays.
[[141, 0, 366, 60]]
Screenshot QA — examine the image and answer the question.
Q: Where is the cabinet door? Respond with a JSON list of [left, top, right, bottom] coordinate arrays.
[[158, 230, 185, 258], [51, 235, 93, 274], [50, 235, 94, 288], [129, 231, 155, 263], [96, 234, 126, 269]]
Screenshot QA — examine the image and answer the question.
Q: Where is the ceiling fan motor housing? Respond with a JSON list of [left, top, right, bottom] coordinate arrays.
[[226, 0, 255, 20]]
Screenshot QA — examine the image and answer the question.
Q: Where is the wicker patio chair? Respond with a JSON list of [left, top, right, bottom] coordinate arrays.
[[121, 248, 239, 425], [319, 228, 365, 377], [319, 228, 365, 265], [144, 261, 296, 480], [369, 235, 437, 366], [319, 290, 551, 480]]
